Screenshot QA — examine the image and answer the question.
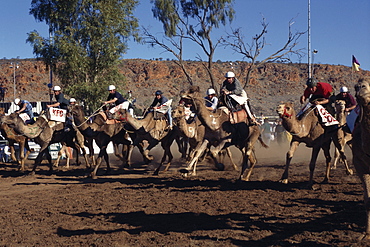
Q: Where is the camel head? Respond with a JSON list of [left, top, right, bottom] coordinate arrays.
[[355, 77, 370, 111], [69, 105, 85, 117], [335, 100, 346, 113], [276, 102, 295, 118], [181, 86, 201, 99], [172, 104, 186, 119], [0, 113, 22, 127], [114, 108, 129, 122]]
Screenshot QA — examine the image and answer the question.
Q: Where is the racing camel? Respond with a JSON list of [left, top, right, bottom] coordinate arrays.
[[352, 77, 370, 239], [332, 100, 353, 170], [276, 102, 352, 188], [68, 105, 133, 179], [172, 104, 239, 171], [180, 86, 265, 181], [114, 108, 177, 175], [0, 113, 89, 174], [0, 123, 31, 172]]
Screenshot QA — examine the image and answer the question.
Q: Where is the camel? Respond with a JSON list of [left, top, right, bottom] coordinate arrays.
[[352, 78, 370, 239], [180, 86, 265, 181], [276, 102, 352, 188], [0, 123, 31, 171], [0, 108, 31, 171], [332, 100, 353, 170], [68, 105, 133, 178], [0, 113, 89, 174], [172, 104, 239, 171], [114, 109, 177, 175]]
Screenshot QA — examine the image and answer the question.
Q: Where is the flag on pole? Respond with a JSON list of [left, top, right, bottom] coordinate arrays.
[[352, 55, 360, 71]]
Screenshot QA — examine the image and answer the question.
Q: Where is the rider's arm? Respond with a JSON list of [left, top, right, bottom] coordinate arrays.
[[16, 103, 27, 113], [47, 102, 60, 108], [104, 98, 117, 105]]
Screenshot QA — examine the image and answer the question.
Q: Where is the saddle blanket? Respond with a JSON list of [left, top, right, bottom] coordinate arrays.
[[316, 105, 339, 126], [155, 99, 172, 114], [19, 113, 30, 122], [346, 105, 360, 132], [48, 107, 67, 122]]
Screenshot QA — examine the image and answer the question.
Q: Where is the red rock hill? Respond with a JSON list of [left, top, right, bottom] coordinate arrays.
[[0, 59, 368, 115]]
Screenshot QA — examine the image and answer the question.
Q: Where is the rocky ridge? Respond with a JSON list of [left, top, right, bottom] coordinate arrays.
[[0, 59, 368, 115]]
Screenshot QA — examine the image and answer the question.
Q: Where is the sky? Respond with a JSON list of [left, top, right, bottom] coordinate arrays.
[[1, 0, 369, 71]]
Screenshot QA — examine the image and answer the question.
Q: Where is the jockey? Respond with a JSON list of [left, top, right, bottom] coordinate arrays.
[[14, 98, 35, 124], [69, 98, 77, 106], [335, 86, 357, 113], [204, 88, 218, 112], [46, 86, 72, 131], [104, 85, 129, 119], [300, 78, 335, 116], [220, 71, 257, 125], [47, 85, 69, 110], [150, 90, 173, 129]]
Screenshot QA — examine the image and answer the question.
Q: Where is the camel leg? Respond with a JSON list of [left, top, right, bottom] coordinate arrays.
[[8, 145, 17, 164], [17, 142, 26, 172], [121, 144, 134, 168], [321, 141, 332, 185], [332, 148, 340, 170], [90, 138, 110, 178], [240, 148, 258, 181], [332, 134, 353, 175], [280, 140, 299, 184], [308, 146, 323, 187], [153, 142, 173, 175], [143, 140, 159, 162], [53, 145, 66, 168], [31, 143, 50, 174], [181, 139, 209, 176], [226, 147, 238, 171], [363, 174, 370, 238]]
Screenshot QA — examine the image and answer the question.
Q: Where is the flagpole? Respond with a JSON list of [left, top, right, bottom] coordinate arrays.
[[308, 0, 311, 79]]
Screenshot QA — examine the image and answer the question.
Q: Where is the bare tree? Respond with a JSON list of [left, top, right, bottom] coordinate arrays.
[[222, 17, 306, 88], [146, 0, 235, 90]]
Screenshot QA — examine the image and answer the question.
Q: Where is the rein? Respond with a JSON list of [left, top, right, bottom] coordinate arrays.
[[74, 104, 105, 128]]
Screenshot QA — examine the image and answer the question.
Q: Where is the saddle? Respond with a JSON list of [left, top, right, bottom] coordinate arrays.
[[219, 107, 247, 124]]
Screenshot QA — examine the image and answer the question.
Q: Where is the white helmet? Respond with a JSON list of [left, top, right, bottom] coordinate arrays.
[[69, 98, 76, 103], [14, 98, 21, 105], [108, 85, 116, 91], [340, 86, 348, 93], [207, 88, 216, 95], [225, 71, 235, 78], [53, 85, 61, 91]]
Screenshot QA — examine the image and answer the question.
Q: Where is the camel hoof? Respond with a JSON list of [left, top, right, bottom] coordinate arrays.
[[179, 168, 190, 174], [279, 179, 288, 184], [347, 169, 354, 175], [321, 178, 329, 184], [215, 163, 225, 171]]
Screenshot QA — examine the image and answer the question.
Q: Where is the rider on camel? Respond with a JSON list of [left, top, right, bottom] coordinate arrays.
[[220, 71, 257, 125], [150, 90, 173, 129], [104, 85, 128, 119], [205, 88, 218, 112], [300, 78, 335, 116], [14, 98, 35, 124], [335, 86, 357, 113]]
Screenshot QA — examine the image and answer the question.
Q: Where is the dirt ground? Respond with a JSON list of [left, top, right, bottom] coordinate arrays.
[[0, 141, 369, 247]]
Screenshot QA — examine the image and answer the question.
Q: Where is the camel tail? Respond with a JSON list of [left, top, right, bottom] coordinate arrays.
[[258, 135, 269, 148]]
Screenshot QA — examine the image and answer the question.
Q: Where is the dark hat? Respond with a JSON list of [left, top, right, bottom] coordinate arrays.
[[306, 78, 318, 88], [155, 90, 163, 95]]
